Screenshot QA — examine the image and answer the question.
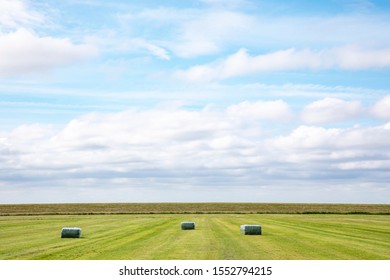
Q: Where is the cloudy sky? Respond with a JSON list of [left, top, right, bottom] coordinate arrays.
[[1, 0, 390, 204]]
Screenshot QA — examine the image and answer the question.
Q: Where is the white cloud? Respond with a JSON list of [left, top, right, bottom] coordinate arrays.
[[0, 106, 262, 183], [0, 28, 98, 76], [337, 160, 390, 170], [1, 102, 390, 203], [2, 101, 388, 167], [175, 47, 390, 82], [262, 123, 390, 200], [0, 1, 98, 76], [336, 45, 390, 69], [269, 123, 390, 152], [226, 100, 292, 121], [0, 101, 287, 173], [301, 98, 364, 124], [0, 0, 44, 30], [269, 125, 342, 150], [371, 95, 390, 119]]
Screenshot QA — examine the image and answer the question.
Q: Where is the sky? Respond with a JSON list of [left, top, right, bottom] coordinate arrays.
[[1, 0, 390, 204]]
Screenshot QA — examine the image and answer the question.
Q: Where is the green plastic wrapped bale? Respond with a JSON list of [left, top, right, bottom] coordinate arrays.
[[181, 222, 195, 230], [61, 227, 82, 238], [240, 224, 262, 235]]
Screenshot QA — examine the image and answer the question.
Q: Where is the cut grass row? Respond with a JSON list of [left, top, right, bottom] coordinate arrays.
[[0, 214, 389, 260], [1, 202, 389, 215]]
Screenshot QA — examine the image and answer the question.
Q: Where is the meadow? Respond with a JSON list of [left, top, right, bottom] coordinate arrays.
[[0, 203, 389, 260]]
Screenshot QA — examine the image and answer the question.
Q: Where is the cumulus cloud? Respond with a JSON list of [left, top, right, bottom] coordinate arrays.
[[0, 101, 290, 175], [0, 106, 261, 189], [266, 123, 390, 187], [301, 98, 364, 124], [371, 95, 390, 119], [269, 124, 390, 154], [1, 100, 390, 203], [0, 1, 98, 76], [175, 47, 390, 82], [2, 102, 388, 174], [269, 125, 342, 150], [0, 28, 98, 76]]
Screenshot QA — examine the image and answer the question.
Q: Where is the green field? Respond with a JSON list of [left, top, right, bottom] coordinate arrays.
[[1, 209, 389, 260]]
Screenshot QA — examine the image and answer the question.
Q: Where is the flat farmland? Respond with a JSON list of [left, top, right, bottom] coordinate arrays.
[[0, 206, 389, 260], [1, 202, 389, 215]]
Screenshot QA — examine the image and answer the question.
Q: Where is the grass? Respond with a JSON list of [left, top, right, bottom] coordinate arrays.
[[0, 202, 389, 215], [0, 213, 389, 260]]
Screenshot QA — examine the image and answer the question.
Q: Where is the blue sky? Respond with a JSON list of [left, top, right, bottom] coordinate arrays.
[[1, 0, 390, 203]]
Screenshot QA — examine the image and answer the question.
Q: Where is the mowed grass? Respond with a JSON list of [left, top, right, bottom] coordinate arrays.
[[0, 214, 389, 260]]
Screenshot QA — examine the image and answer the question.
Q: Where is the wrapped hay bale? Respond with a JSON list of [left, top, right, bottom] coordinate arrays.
[[61, 227, 82, 238], [240, 224, 262, 235], [181, 222, 195, 230]]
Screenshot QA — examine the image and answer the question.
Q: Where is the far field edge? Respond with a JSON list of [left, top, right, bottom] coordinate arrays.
[[0, 202, 389, 216]]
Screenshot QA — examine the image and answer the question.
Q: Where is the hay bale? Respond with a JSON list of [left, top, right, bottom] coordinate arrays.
[[240, 224, 261, 235], [61, 227, 82, 238], [181, 222, 195, 230]]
